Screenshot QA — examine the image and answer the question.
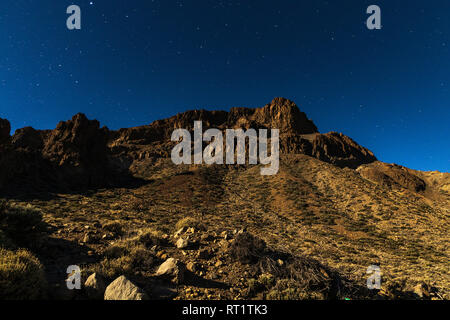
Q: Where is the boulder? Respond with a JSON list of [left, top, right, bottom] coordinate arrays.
[[104, 275, 148, 300], [413, 283, 430, 299], [186, 261, 198, 273], [84, 273, 106, 299], [155, 258, 185, 284], [176, 237, 189, 249]]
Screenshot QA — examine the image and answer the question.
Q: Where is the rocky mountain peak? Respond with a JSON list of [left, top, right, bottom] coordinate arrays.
[[255, 97, 318, 134], [227, 97, 318, 134]]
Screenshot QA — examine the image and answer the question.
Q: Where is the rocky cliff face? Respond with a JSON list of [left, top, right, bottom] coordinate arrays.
[[0, 98, 378, 194], [110, 98, 375, 169], [110, 98, 318, 145]]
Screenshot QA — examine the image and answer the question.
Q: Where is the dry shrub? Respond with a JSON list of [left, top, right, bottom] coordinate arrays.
[[97, 245, 155, 279], [230, 232, 267, 264], [175, 216, 205, 231], [102, 221, 124, 236], [0, 201, 45, 248], [132, 228, 166, 248], [231, 232, 341, 299], [0, 248, 47, 299], [94, 231, 161, 279]]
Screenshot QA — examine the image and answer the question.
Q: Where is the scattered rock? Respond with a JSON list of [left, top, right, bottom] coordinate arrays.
[[186, 261, 198, 273], [197, 248, 213, 260], [200, 233, 214, 242], [208, 272, 218, 280], [82, 233, 91, 243], [186, 227, 195, 234], [413, 283, 430, 299], [174, 227, 187, 238], [155, 258, 185, 284], [219, 239, 229, 250], [176, 237, 189, 249], [104, 275, 148, 300], [84, 273, 106, 300]]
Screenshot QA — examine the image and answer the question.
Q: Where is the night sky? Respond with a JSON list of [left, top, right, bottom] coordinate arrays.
[[0, 0, 449, 172]]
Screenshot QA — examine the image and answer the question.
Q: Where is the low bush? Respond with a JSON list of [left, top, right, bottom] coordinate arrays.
[[0, 248, 47, 299], [229, 232, 267, 264], [231, 232, 341, 299], [175, 216, 205, 231], [0, 201, 45, 248]]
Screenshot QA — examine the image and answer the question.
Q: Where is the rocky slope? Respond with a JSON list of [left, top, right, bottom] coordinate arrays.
[[0, 98, 448, 300]]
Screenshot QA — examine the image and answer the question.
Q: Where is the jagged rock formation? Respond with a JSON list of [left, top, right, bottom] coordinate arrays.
[[41, 113, 110, 187], [0, 114, 111, 194], [311, 132, 377, 169], [0, 118, 11, 145], [109, 98, 376, 170], [0, 98, 378, 194]]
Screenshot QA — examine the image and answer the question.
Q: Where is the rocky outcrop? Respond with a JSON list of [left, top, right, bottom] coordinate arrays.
[[244, 97, 318, 134], [110, 98, 318, 146], [12, 127, 47, 150], [0, 118, 11, 145], [41, 113, 110, 188], [108, 98, 376, 169], [310, 132, 377, 169], [357, 161, 427, 192], [0, 113, 112, 194]]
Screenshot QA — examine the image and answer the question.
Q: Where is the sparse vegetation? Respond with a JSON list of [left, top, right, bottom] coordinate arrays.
[[0, 248, 47, 300], [175, 216, 204, 231], [0, 154, 447, 300]]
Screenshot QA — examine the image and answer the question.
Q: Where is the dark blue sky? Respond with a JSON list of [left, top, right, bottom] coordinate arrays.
[[0, 0, 449, 172]]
